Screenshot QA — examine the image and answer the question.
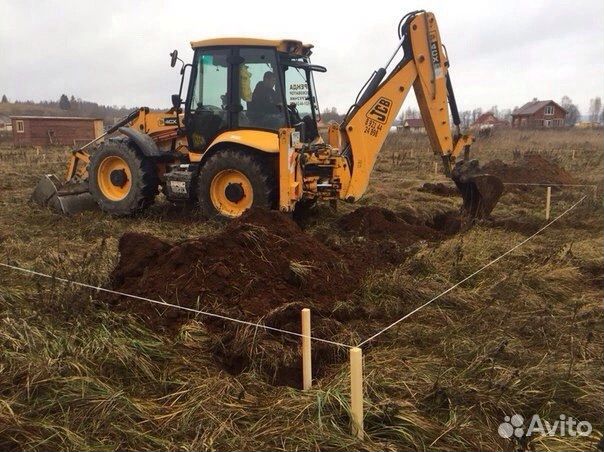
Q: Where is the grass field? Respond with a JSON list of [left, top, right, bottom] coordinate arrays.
[[0, 128, 602, 451]]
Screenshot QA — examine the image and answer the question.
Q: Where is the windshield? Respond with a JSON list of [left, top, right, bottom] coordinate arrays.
[[282, 58, 318, 122]]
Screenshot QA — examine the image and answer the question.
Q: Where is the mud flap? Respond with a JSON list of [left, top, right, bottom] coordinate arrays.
[[31, 174, 97, 215], [452, 160, 503, 219]]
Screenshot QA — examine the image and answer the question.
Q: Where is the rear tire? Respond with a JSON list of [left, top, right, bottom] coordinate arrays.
[[197, 148, 276, 219], [88, 141, 159, 216]]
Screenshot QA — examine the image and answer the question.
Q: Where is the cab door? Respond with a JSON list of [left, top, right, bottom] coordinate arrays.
[[185, 49, 232, 151]]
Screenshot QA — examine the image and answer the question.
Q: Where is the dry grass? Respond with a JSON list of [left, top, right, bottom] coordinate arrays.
[[0, 128, 602, 451]]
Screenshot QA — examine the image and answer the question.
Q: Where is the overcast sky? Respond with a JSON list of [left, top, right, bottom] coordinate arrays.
[[1, 0, 603, 115]]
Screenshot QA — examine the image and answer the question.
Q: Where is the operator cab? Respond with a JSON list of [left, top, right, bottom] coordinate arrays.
[[174, 38, 325, 152]]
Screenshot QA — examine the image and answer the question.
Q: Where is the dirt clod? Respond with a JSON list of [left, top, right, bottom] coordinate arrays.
[[337, 206, 441, 245], [418, 182, 459, 197], [482, 154, 575, 186]]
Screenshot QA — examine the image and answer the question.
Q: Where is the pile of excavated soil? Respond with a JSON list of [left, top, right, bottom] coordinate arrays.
[[418, 182, 459, 197], [337, 206, 441, 245], [482, 154, 575, 185], [110, 209, 356, 323], [110, 208, 447, 325], [107, 207, 462, 386]]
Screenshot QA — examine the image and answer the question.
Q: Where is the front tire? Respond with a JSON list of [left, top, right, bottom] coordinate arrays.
[[88, 141, 159, 216], [197, 148, 276, 219]]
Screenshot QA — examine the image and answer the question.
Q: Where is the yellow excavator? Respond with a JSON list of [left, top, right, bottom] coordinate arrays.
[[32, 10, 502, 219]]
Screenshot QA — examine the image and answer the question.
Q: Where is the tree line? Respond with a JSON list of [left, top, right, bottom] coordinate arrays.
[[1, 94, 135, 124], [3, 93, 603, 127], [319, 96, 604, 128]]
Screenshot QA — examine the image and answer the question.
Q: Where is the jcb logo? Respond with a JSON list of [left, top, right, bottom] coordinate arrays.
[[430, 41, 440, 66], [430, 40, 443, 78], [367, 97, 392, 124]]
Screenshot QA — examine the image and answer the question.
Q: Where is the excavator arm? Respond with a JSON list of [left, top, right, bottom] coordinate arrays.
[[337, 10, 502, 217]]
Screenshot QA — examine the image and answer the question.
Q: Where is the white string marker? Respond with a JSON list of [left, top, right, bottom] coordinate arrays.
[[0, 262, 351, 349], [357, 195, 587, 347]]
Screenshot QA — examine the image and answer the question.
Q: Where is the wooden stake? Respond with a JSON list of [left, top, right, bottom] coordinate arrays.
[[350, 347, 364, 440], [434, 162, 438, 175], [572, 149, 576, 160], [545, 186, 552, 221], [301, 308, 312, 390]]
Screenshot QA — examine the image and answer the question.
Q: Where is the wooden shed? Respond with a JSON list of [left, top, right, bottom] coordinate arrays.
[[396, 118, 425, 133], [11, 116, 104, 147]]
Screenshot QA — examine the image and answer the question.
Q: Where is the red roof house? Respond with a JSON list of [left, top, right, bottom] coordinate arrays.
[[511, 100, 566, 128], [471, 112, 509, 130]]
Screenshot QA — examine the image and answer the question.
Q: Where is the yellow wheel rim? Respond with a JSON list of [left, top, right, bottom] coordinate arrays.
[[210, 169, 253, 217], [97, 156, 132, 201]]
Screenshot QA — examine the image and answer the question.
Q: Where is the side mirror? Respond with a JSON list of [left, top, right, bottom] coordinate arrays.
[[171, 94, 181, 109], [170, 50, 179, 68]]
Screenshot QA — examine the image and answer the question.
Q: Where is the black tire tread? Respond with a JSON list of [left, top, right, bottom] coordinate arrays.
[[197, 148, 277, 218], [88, 140, 159, 216]]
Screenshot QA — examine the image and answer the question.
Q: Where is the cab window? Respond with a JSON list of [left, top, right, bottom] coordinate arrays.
[[186, 50, 230, 150], [238, 48, 286, 130], [284, 66, 313, 120]]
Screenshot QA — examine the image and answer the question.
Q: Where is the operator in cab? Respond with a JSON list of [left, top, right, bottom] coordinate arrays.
[[249, 71, 283, 128]]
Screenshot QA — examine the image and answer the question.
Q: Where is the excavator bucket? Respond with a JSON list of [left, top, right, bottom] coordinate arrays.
[[31, 174, 97, 215], [452, 160, 503, 219]]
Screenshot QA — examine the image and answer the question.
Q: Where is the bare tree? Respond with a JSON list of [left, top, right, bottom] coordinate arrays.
[[471, 108, 483, 124], [404, 107, 419, 119], [499, 108, 512, 122], [589, 97, 602, 123], [560, 95, 580, 126], [321, 107, 343, 123], [459, 110, 472, 128]]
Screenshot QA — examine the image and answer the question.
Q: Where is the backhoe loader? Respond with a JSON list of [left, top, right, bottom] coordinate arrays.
[[32, 10, 503, 219]]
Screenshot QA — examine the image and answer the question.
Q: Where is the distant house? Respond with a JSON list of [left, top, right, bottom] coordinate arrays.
[[11, 116, 104, 147], [471, 112, 509, 130], [511, 100, 566, 128], [0, 114, 12, 132], [397, 117, 425, 133]]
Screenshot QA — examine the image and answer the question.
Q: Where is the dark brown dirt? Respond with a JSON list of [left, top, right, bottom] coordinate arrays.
[[428, 212, 467, 236], [107, 207, 463, 387], [482, 154, 575, 186], [337, 206, 441, 245], [110, 209, 355, 323], [418, 182, 459, 197]]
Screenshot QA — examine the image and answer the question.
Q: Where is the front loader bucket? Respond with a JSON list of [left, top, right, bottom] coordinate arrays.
[[452, 160, 503, 219], [31, 174, 97, 215]]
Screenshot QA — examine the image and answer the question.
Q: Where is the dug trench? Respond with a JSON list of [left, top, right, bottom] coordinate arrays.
[[106, 207, 463, 387], [105, 155, 579, 388]]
